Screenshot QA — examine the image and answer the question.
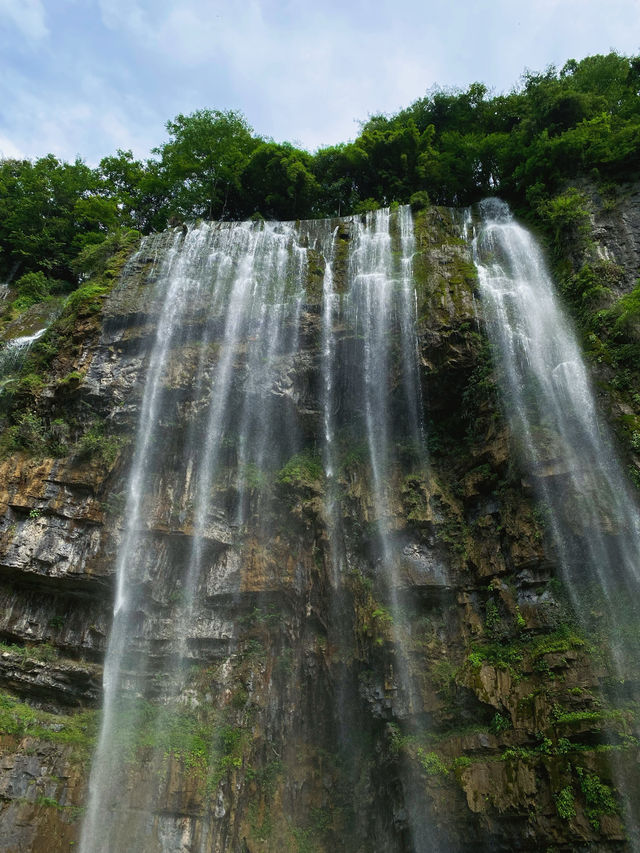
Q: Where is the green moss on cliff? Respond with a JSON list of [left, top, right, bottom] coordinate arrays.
[[0, 690, 97, 758]]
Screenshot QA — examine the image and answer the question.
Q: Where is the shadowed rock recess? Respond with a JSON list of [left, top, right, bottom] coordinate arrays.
[[0, 202, 639, 853]]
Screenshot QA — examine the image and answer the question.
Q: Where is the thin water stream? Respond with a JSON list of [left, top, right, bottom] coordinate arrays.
[[473, 197, 640, 849]]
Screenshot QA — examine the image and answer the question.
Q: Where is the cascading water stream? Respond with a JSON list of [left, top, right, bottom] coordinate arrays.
[[473, 197, 640, 848], [234, 231, 306, 528], [317, 223, 344, 585], [80, 206, 443, 853], [337, 207, 440, 851], [343, 207, 426, 657], [0, 328, 47, 388], [80, 225, 211, 853], [80, 220, 308, 853], [398, 206, 426, 458]]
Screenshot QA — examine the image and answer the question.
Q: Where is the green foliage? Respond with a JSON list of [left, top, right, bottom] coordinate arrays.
[[72, 228, 141, 279], [489, 713, 512, 734], [0, 155, 118, 284], [337, 440, 368, 473], [13, 271, 52, 307], [461, 338, 498, 441], [485, 599, 501, 636], [607, 279, 640, 333], [467, 626, 588, 677], [15, 372, 45, 397], [409, 190, 430, 211], [63, 282, 111, 318], [34, 795, 64, 811], [276, 450, 323, 488], [417, 748, 449, 777], [576, 767, 617, 830], [555, 786, 577, 820], [0, 689, 96, 756], [243, 604, 285, 628], [57, 370, 84, 388], [0, 410, 48, 456], [527, 626, 588, 660], [468, 642, 523, 674], [1, 51, 637, 273], [348, 570, 394, 650], [559, 261, 621, 326], [74, 422, 125, 467], [401, 474, 429, 523], [152, 109, 257, 223], [242, 141, 320, 220], [110, 697, 249, 787], [430, 659, 458, 697], [245, 758, 283, 797], [537, 188, 591, 253], [502, 736, 553, 761], [98, 149, 154, 232], [558, 258, 640, 470], [238, 462, 269, 491], [0, 641, 58, 662]]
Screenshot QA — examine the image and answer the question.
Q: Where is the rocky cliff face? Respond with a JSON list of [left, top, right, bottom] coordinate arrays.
[[0, 200, 638, 853]]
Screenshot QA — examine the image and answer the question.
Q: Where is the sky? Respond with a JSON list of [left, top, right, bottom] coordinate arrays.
[[0, 0, 639, 165]]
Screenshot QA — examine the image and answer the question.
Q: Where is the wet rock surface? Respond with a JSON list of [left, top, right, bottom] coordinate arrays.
[[0, 209, 637, 852]]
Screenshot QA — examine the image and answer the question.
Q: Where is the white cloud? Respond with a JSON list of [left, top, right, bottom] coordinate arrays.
[[3, 0, 640, 162], [0, 63, 163, 164], [0, 133, 24, 159], [0, 0, 48, 41]]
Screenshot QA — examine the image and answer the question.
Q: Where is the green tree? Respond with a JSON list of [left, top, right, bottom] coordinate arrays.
[[98, 149, 160, 232], [0, 155, 118, 284], [152, 109, 258, 222], [241, 141, 320, 219]]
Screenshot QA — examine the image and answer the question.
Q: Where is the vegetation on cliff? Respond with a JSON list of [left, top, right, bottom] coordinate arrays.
[[0, 51, 639, 853]]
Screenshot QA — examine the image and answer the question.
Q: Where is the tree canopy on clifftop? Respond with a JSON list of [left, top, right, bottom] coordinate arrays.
[[1, 52, 639, 291]]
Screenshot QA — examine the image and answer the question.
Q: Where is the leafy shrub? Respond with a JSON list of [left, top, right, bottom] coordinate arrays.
[[15, 373, 45, 397], [74, 423, 125, 467], [417, 748, 449, 776], [538, 188, 591, 252], [14, 271, 51, 305], [409, 190, 430, 211], [577, 767, 617, 830], [489, 713, 512, 734], [72, 229, 141, 278], [0, 689, 96, 755], [0, 411, 48, 456], [555, 786, 576, 820], [276, 450, 323, 488], [609, 279, 640, 333]]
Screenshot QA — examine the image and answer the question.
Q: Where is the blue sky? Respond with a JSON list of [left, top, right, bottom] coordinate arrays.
[[1, 0, 639, 164]]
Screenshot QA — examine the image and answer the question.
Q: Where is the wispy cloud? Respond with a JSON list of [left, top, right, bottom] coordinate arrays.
[[1, 0, 639, 162], [0, 62, 163, 164], [0, 0, 48, 42]]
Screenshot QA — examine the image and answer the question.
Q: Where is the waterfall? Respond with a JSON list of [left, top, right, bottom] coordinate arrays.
[[0, 327, 46, 389], [77, 198, 640, 851], [79, 205, 442, 852], [473, 197, 640, 848], [321, 207, 439, 851], [80, 219, 308, 852]]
